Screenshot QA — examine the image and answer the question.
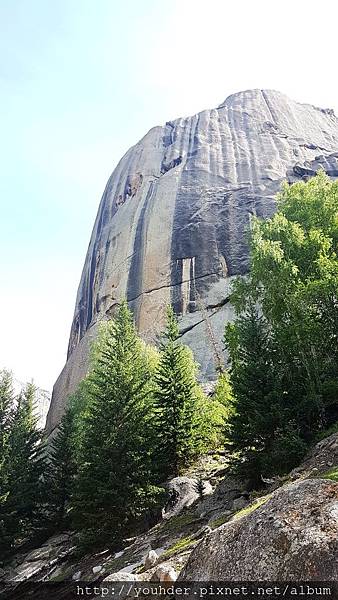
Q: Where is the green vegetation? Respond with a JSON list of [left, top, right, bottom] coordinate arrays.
[[47, 404, 77, 528], [194, 477, 206, 499], [232, 494, 271, 521], [0, 374, 46, 558], [315, 422, 338, 442], [224, 172, 338, 483], [161, 536, 195, 558], [71, 301, 164, 550], [153, 307, 221, 478], [320, 467, 338, 482], [160, 511, 200, 533], [209, 513, 231, 528], [2, 172, 337, 560]]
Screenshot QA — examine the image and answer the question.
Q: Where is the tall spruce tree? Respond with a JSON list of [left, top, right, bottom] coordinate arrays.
[[0, 370, 14, 552], [47, 405, 76, 529], [1, 382, 46, 556], [153, 306, 203, 478], [72, 301, 163, 550], [225, 305, 306, 483], [0, 370, 13, 489]]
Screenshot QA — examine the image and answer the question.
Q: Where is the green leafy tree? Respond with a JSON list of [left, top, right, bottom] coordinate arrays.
[[226, 172, 338, 480], [72, 301, 163, 550], [153, 306, 207, 478]]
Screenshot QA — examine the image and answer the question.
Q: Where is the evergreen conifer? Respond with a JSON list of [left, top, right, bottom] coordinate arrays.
[[72, 301, 163, 549], [153, 306, 202, 478]]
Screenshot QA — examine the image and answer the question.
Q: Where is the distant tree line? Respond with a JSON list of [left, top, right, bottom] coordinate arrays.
[[1, 171, 337, 559]]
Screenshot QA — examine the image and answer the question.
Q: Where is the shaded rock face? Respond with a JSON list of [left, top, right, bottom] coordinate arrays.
[[290, 432, 338, 480], [179, 479, 338, 581], [162, 477, 213, 519], [47, 89, 338, 430]]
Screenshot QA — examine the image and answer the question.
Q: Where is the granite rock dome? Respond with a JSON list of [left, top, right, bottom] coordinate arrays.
[[46, 89, 338, 431]]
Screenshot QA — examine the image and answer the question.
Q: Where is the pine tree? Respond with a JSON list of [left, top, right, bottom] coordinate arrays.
[[153, 306, 202, 479], [72, 301, 163, 550], [0, 370, 14, 551], [0, 370, 14, 490], [47, 405, 76, 529], [1, 382, 46, 555], [225, 305, 307, 483], [194, 477, 206, 499]]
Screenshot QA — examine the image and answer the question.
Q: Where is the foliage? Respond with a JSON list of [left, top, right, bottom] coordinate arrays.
[[315, 421, 338, 442], [213, 371, 234, 413], [209, 513, 231, 529], [193, 477, 206, 499], [226, 172, 338, 481], [160, 511, 200, 533], [320, 466, 338, 482], [0, 370, 14, 499], [47, 404, 77, 528], [153, 306, 214, 478], [0, 380, 46, 557], [232, 494, 271, 521], [161, 536, 195, 558], [72, 301, 164, 550]]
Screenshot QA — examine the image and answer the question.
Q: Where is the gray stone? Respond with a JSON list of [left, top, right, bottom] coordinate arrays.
[[153, 565, 178, 582], [198, 475, 247, 516], [144, 550, 158, 569], [45, 89, 338, 430], [232, 496, 248, 511], [163, 476, 212, 518], [103, 571, 140, 582], [290, 432, 338, 479], [92, 565, 103, 574], [179, 479, 338, 580], [25, 546, 52, 562], [10, 560, 46, 582]]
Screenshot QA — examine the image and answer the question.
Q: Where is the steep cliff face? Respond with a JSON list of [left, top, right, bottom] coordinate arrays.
[[46, 89, 338, 431]]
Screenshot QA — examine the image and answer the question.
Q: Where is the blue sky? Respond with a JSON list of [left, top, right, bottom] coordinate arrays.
[[1, 0, 338, 392]]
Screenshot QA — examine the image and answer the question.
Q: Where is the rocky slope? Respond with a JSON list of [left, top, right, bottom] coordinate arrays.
[[2, 434, 338, 596], [47, 89, 338, 431]]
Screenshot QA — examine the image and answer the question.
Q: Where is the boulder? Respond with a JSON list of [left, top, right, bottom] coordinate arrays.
[[102, 572, 140, 582], [163, 477, 212, 518], [153, 565, 178, 582], [92, 565, 103, 574], [290, 432, 338, 479], [232, 496, 249, 511], [144, 550, 158, 569], [180, 479, 338, 580], [197, 475, 247, 517]]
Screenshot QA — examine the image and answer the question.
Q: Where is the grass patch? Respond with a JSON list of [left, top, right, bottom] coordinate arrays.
[[232, 494, 271, 521], [161, 537, 195, 559], [161, 512, 200, 533], [209, 513, 231, 529], [320, 466, 338, 482]]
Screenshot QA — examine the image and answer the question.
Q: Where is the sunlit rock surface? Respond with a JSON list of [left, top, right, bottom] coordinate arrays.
[[46, 89, 338, 431]]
